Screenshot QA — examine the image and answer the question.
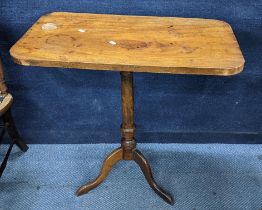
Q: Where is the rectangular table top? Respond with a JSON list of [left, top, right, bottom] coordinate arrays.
[[10, 12, 244, 75]]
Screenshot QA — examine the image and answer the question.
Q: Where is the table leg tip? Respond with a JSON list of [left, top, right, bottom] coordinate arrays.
[[76, 188, 85, 197], [164, 195, 175, 205]]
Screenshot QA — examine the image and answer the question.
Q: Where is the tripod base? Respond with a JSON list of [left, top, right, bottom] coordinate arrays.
[[76, 147, 174, 205], [77, 72, 174, 205]]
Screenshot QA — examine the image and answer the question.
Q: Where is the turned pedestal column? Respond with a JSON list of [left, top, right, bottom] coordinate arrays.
[[76, 72, 174, 204]]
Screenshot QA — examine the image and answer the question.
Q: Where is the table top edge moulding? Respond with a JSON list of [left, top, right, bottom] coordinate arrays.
[[10, 12, 245, 76]]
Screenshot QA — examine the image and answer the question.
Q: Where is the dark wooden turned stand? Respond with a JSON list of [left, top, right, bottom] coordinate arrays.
[[76, 72, 173, 205]]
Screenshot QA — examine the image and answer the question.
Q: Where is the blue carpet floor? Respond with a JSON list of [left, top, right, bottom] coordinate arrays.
[[0, 144, 261, 210]]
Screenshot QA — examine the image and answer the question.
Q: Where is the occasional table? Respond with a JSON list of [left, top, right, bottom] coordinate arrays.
[[10, 12, 244, 205]]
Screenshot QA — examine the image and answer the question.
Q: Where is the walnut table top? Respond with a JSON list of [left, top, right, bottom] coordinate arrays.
[[10, 12, 244, 76]]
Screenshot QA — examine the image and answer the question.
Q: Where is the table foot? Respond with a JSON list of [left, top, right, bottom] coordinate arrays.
[[76, 147, 123, 196], [76, 146, 174, 205], [133, 150, 174, 205]]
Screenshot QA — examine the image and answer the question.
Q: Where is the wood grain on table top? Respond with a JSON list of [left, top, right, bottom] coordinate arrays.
[[10, 12, 245, 75]]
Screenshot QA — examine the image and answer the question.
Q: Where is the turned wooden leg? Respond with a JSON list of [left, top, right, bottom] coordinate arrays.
[[0, 109, 28, 176], [133, 150, 174, 204], [77, 72, 174, 205], [2, 110, 28, 152], [76, 147, 123, 196]]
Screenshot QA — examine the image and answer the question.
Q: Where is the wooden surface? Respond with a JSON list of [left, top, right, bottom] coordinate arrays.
[[10, 12, 244, 75], [0, 58, 8, 93], [0, 93, 13, 116]]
